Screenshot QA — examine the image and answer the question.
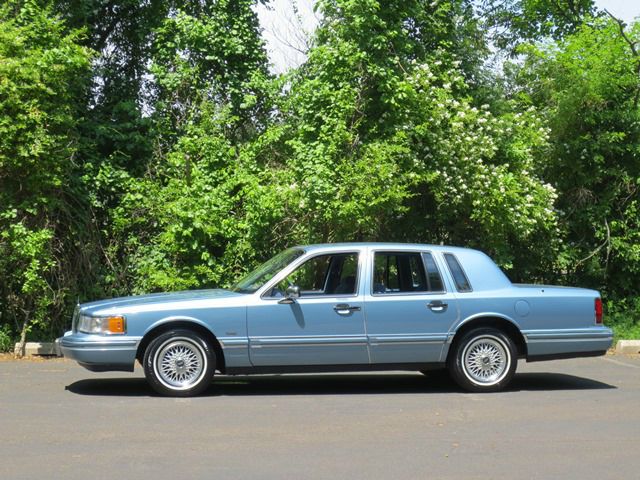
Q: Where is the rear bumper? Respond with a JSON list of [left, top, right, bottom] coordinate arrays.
[[58, 331, 141, 372], [523, 326, 613, 361]]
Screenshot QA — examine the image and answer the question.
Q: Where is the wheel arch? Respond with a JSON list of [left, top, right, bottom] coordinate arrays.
[[446, 315, 527, 362], [136, 319, 226, 373]]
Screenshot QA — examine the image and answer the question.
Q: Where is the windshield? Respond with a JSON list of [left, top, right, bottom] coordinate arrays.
[[231, 248, 304, 294]]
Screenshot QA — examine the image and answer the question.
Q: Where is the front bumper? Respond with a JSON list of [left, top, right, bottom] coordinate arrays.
[[59, 331, 142, 372]]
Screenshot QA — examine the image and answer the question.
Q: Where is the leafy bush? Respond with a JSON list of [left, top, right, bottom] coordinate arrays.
[[1, 0, 639, 344], [0, 324, 14, 353], [606, 298, 640, 342]]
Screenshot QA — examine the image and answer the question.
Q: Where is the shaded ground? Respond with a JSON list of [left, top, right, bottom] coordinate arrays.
[[0, 355, 638, 479]]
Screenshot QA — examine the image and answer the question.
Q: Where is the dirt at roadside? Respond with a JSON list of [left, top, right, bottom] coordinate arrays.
[[0, 353, 67, 362]]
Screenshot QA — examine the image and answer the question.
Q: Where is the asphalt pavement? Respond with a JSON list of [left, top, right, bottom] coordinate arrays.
[[0, 354, 638, 479]]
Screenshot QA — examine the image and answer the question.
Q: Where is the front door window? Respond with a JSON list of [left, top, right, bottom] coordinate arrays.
[[268, 252, 358, 297]]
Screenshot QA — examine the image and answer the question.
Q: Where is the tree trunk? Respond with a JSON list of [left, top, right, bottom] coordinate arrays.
[[15, 314, 30, 359]]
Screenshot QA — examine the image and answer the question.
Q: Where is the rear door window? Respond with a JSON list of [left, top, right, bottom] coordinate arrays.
[[373, 252, 444, 294]]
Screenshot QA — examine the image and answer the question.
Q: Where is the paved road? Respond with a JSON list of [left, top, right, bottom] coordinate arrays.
[[1, 354, 638, 479]]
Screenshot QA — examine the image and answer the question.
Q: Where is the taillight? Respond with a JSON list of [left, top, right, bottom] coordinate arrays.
[[595, 298, 603, 324]]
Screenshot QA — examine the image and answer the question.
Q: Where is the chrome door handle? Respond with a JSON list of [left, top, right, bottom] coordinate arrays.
[[334, 304, 361, 315], [427, 301, 448, 312]]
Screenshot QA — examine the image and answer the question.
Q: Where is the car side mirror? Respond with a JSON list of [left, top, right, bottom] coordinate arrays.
[[286, 285, 300, 298], [278, 285, 300, 304]]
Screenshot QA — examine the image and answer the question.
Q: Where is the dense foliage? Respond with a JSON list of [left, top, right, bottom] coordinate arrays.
[[0, 0, 638, 350], [0, 0, 93, 348]]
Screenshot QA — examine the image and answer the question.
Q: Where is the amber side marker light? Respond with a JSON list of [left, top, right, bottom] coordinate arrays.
[[107, 316, 126, 334], [595, 298, 603, 325]]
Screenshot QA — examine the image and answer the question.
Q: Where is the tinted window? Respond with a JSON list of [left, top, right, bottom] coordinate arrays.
[[422, 252, 444, 292], [269, 253, 358, 297], [444, 253, 472, 292], [373, 252, 432, 294]]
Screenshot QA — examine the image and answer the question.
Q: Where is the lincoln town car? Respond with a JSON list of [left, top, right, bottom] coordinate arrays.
[[59, 243, 613, 396]]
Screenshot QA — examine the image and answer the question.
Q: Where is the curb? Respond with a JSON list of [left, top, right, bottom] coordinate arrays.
[[616, 340, 640, 355], [13, 341, 62, 357]]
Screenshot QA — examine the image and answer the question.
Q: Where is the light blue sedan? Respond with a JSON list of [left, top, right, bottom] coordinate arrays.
[[59, 243, 613, 396]]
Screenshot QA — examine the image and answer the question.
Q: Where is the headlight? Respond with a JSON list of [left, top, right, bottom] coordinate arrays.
[[77, 314, 126, 335]]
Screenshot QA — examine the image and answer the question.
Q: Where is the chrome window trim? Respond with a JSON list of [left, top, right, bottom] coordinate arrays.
[[370, 290, 446, 297]]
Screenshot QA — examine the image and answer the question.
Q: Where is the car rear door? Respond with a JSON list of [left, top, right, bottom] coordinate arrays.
[[364, 249, 458, 364]]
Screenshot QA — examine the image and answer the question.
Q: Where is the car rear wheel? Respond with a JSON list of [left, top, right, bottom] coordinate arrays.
[[448, 327, 517, 392], [143, 329, 215, 397]]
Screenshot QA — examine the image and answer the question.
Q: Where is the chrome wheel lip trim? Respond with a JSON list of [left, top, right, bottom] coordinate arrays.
[[461, 334, 511, 387], [153, 337, 207, 391]]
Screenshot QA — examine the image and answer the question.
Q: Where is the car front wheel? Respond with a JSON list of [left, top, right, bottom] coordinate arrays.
[[448, 327, 517, 392], [143, 329, 215, 397]]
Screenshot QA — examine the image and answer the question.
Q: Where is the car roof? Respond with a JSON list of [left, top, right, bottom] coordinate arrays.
[[295, 243, 477, 254], [288, 243, 511, 290]]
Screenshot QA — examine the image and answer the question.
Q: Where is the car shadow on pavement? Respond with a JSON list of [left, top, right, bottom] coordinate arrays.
[[508, 372, 615, 391], [65, 371, 615, 397], [65, 378, 151, 397]]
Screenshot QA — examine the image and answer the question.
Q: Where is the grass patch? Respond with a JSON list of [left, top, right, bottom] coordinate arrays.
[[610, 322, 640, 343], [605, 298, 640, 343]]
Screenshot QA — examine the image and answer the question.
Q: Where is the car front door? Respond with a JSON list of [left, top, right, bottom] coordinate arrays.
[[365, 250, 459, 364], [247, 251, 369, 366]]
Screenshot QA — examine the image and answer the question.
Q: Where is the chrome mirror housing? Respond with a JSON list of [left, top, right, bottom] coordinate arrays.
[[278, 285, 301, 304]]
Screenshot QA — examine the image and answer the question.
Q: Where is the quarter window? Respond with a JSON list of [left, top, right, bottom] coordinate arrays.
[[373, 252, 443, 294], [444, 253, 472, 292]]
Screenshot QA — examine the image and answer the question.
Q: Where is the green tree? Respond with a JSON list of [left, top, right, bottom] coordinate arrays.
[[480, 0, 596, 51], [253, 0, 560, 277], [2, 0, 636, 344], [112, 0, 562, 293], [152, 0, 272, 144], [104, 0, 274, 293], [0, 0, 93, 352], [55, 0, 164, 174], [514, 18, 640, 296]]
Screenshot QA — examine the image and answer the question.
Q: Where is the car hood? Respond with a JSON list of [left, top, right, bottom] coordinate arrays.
[[79, 289, 244, 315]]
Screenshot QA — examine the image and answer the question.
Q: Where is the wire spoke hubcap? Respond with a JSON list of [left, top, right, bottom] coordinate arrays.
[[462, 335, 510, 386], [154, 338, 206, 390]]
